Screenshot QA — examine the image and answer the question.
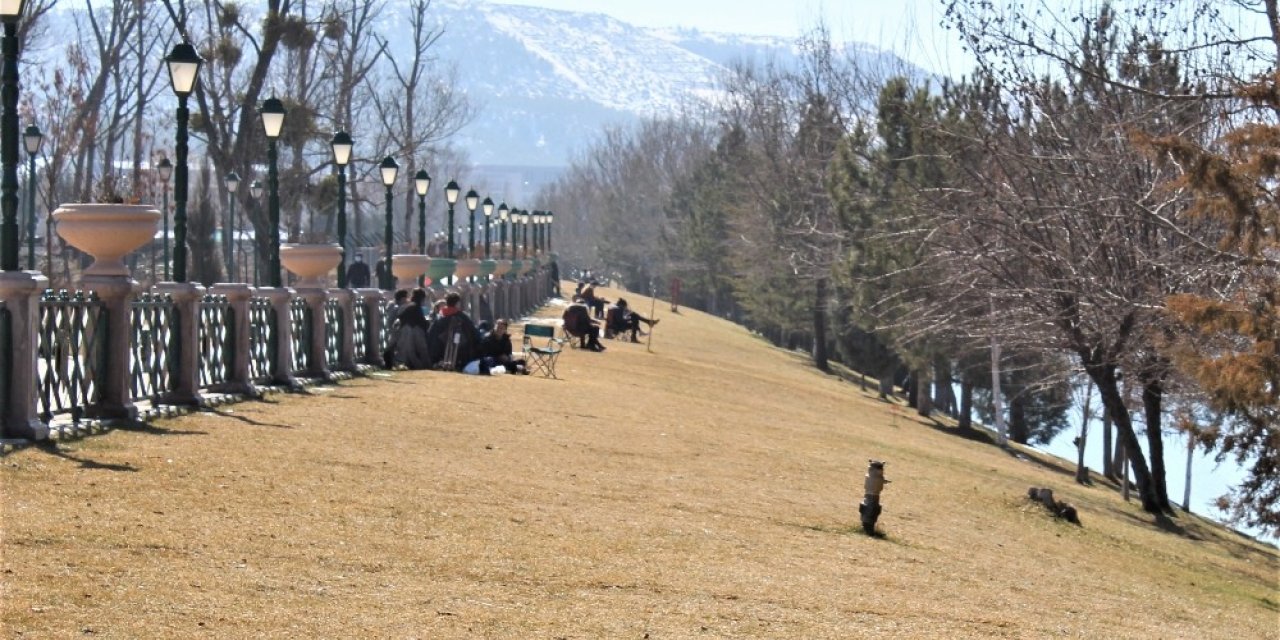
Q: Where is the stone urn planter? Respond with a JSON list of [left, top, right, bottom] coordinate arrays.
[[454, 258, 481, 279], [280, 243, 342, 288], [391, 254, 431, 286], [507, 259, 523, 277], [518, 258, 535, 275], [426, 258, 456, 284], [52, 203, 161, 277], [479, 259, 497, 277], [492, 259, 512, 277]]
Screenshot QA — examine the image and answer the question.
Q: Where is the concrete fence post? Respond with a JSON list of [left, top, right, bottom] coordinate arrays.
[[82, 274, 138, 422], [154, 282, 206, 406], [329, 288, 356, 372], [298, 287, 329, 379], [358, 288, 385, 367], [0, 271, 49, 439], [260, 287, 297, 387], [209, 283, 254, 396]]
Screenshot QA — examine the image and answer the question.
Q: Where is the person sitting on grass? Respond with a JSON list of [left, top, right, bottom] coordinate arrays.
[[561, 302, 605, 352], [476, 318, 528, 374], [604, 298, 659, 343], [392, 288, 433, 369], [426, 291, 480, 370]]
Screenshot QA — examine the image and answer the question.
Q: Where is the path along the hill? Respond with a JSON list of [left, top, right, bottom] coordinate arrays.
[[2, 284, 1276, 638]]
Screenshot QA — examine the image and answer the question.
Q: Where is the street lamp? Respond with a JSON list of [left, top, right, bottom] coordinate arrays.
[[330, 131, 353, 287], [497, 203, 509, 260], [464, 189, 479, 258], [379, 156, 398, 289], [546, 210, 553, 252], [521, 210, 530, 259], [22, 123, 40, 271], [0, 0, 27, 271], [249, 180, 263, 285], [444, 180, 459, 257], [157, 156, 173, 279], [533, 211, 542, 255], [164, 38, 203, 283], [259, 96, 285, 287], [414, 169, 431, 254], [223, 171, 240, 279], [482, 197, 494, 259]]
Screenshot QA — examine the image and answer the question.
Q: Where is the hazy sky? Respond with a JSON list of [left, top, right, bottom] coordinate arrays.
[[493, 0, 972, 75]]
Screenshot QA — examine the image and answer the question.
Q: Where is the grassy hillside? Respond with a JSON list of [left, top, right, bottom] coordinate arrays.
[[2, 284, 1276, 638]]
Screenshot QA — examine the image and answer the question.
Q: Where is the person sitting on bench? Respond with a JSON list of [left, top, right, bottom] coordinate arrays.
[[604, 298, 659, 342], [561, 302, 605, 352]]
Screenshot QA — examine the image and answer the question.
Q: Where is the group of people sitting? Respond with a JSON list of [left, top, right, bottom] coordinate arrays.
[[562, 282, 659, 351], [383, 288, 527, 375]]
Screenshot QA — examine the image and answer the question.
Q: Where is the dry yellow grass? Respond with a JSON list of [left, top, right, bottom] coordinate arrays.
[[2, 284, 1277, 639]]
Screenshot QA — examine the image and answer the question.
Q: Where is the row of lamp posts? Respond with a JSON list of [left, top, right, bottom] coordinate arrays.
[[0, 1, 557, 290]]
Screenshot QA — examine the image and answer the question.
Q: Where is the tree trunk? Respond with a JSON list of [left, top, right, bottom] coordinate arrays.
[[915, 370, 933, 417], [1141, 373, 1172, 513], [934, 358, 956, 415], [958, 375, 973, 431], [1075, 381, 1092, 484], [1102, 406, 1114, 480], [1085, 360, 1161, 514], [1008, 380, 1029, 444], [877, 372, 895, 400], [906, 370, 919, 408], [812, 278, 829, 371], [1183, 436, 1193, 512]]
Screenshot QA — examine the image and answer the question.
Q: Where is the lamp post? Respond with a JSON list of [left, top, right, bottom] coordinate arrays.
[[414, 169, 430, 254], [22, 123, 40, 271], [164, 39, 203, 283], [533, 211, 542, 255], [330, 131, 353, 287], [482, 197, 494, 259], [497, 203, 509, 260], [223, 171, 240, 279], [157, 157, 172, 279], [546, 210, 553, 252], [464, 189, 478, 258], [444, 180, 460, 257], [379, 156, 398, 290], [521, 210, 530, 259], [259, 96, 285, 287], [0, 0, 27, 271], [249, 180, 263, 285]]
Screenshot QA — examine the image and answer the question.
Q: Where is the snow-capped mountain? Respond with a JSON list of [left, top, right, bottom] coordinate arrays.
[[420, 1, 923, 168]]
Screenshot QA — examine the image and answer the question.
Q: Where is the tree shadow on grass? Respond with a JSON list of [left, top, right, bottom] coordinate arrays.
[[1001, 445, 1075, 479], [1109, 505, 1201, 540], [200, 407, 294, 429], [36, 442, 138, 472], [110, 420, 208, 437]]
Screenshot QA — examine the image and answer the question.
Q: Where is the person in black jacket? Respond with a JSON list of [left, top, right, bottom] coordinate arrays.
[[345, 254, 371, 288], [561, 302, 605, 352], [476, 318, 527, 374], [426, 292, 480, 370], [391, 288, 433, 369]]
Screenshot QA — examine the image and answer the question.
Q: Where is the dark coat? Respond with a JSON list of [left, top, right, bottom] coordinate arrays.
[[426, 309, 480, 369]]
